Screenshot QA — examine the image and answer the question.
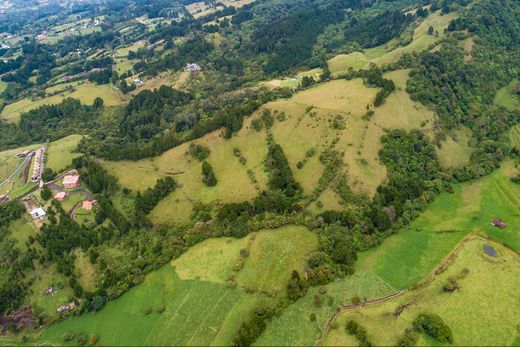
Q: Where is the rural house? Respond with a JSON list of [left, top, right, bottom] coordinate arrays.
[[82, 199, 97, 211], [63, 174, 80, 189], [30, 207, 46, 220], [54, 192, 67, 202]]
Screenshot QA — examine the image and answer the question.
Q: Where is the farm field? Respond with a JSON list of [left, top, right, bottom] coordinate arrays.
[[494, 79, 519, 111], [46, 134, 83, 173], [256, 230, 465, 346], [409, 161, 520, 252], [328, 10, 459, 75], [39, 225, 314, 346], [1, 84, 126, 123], [322, 237, 520, 346]]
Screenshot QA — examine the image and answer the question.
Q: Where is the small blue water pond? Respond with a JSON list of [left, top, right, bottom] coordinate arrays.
[[483, 245, 497, 257]]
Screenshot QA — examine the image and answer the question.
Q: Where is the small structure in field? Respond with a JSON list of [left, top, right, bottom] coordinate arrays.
[[490, 219, 506, 229], [132, 78, 144, 87], [82, 199, 97, 211], [30, 207, 46, 220], [43, 287, 55, 296], [186, 63, 201, 73], [63, 174, 80, 189], [15, 150, 30, 158], [483, 245, 497, 257], [54, 192, 67, 202]]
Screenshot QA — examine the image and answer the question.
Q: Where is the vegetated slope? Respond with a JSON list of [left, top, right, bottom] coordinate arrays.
[[494, 79, 519, 111], [258, 163, 520, 346], [46, 134, 83, 173], [323, 238, 520, 346], [328, 9, 459, 75], [40, 226, 318, 346]]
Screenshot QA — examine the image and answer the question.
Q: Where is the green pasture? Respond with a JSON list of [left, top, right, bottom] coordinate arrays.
[[409, 161, 520, 251], [494, 79, 519, 111], [39, 265, 260, 346], [323, 238, 520, 346], [46, 134, 83, 173], [435, 127, 474, 168]]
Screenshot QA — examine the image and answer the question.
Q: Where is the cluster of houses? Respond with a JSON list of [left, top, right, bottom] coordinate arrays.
[[31, 147, 45, 183]]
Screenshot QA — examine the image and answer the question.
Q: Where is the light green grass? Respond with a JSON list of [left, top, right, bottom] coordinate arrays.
[[409, 161, 520, 252], [324, 238, 520, 346], [28, 263, 75, 320], [0, 80, 7, 94], [257, 230, 464, 346], [46, 134, 83, 173], [1, 84, 126, 123], [6, 216, 36, 252], [173, 236, 250, 284], [436, 127, 474, 168], [39, 264, 260, 346], [509, 124, 520, 150], [236, 226, 318, 295], [60, 192, 86, 213], [494, 79, 519, 111]]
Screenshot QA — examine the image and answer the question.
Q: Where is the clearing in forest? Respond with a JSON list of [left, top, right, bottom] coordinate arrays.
[[435, 127, 474, 168]]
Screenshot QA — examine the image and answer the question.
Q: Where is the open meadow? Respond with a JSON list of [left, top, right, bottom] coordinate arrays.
[[322, 238, 520, 346], [46, 134, 83, 173], [494, 79, 519, 111]]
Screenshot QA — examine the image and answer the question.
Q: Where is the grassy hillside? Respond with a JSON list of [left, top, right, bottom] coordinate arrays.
[[328, 10, 459, 75], [39, 226, 318, 346], [1, 84, 126, 123], [494, 79, 519, 111], [323, 238, 520, 346], [46, 134, 83, 173], [257, 162, 520, 346], [435, 127, 474, 168]]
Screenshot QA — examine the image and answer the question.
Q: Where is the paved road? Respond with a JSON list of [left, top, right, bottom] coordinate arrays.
[[0, 151, 34, 189]]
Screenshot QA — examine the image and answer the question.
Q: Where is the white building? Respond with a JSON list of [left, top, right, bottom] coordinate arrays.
[[186, 63, 201, 72], [30, 207, 46, 220]]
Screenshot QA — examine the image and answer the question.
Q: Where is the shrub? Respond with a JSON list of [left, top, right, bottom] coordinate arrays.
[[313, 294, 322, 307], [143, 307, 153, 315], [309, 313, 316, 321], [351, 295, 361, 304], [251, 118, 264, 132], [77, 334, 88, 345], [156, 304, 166, 313], [202, 161, 217, 187], [413, 313, 453, 343], [88, 334, 99, 345], [62, 331, 75, 341], [240, 248, 250, 258], [189, 143, 210, 161]]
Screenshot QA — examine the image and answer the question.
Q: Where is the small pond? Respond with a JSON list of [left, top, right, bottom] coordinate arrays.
[[483, 245, 497, 257]]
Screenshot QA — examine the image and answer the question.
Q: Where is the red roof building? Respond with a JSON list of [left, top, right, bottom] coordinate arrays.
[[55, 192, 66, 202], [63, 175, 80, 189]]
